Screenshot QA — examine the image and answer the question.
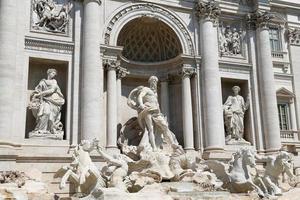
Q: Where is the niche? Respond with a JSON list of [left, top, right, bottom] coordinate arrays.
[[25, 57, 68, 139], [221, 78, 252, 144]]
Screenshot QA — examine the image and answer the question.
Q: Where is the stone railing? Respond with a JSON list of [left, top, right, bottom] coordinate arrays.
[[271, 51, 285, 59], [280, 130, 300, 143]]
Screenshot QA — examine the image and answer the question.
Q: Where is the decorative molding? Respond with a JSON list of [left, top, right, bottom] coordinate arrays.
[[25, 37, 74, 54], [219, 65, 251, 74], [288, 28, 300, 46], [195, 0, 221, 25], [104, 3, 194, 56], [116, 67, 129, 79]]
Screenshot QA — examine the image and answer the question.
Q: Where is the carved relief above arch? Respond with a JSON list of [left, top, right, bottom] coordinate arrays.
[[103, 3, 195, 56]]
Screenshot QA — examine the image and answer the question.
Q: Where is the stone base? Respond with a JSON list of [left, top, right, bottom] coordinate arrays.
[[202, 150, 232, 161], [226, 139, 251, 146], [29, 131, 63, 140], [0, 181, 54, 200]]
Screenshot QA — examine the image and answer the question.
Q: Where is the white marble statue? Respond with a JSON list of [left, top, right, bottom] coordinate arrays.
[[255, 151, 296, 196], [95, 144, 133, 191], [206, 148, 265, 197], [127, 76, 178, 151], [223, 86, 250, 144], [32, 0, 71, 33], [28, 68, 65, 139], [55, 140, 105, 197]]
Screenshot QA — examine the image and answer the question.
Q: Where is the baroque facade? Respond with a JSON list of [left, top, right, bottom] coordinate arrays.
[[1, 0, 300, 197]]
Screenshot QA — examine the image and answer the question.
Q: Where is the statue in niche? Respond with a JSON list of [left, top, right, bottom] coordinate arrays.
[[32, 0, 71, 33], [127, 76, 179, 151], [223, 86, 250, 145], [28, 68, 65, 139], [219, 25, 244, 56]]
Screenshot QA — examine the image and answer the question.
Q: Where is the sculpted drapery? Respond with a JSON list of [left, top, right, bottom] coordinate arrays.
[[223, 86, 249, 143], [29, 68, 65, 139], [127, 76, 178, 151]]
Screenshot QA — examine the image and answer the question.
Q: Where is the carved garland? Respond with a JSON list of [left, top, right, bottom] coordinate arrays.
[[104, 3, 195, 56]]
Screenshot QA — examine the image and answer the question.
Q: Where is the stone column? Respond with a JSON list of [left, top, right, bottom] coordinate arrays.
[[160, 78, 170, 120], [290, 100, 297, 131], [181, 66, 196, 151], [105, 59, 118, 152], [246, 17, 264, 152], [196, 1, 225, 151], [80, 0, 102, 141], [116, 67, 129, 124], [250, 10, 282, 152], [0, 0, 17, 142]]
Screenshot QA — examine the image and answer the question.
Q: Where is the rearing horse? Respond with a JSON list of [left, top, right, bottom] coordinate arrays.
[[207, 148, 265, 197]]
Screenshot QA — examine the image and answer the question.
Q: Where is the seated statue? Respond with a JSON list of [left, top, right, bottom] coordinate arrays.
[[127, 76, 178, 152], [223, 86, 249, 144], [28, 68, 65, 139]]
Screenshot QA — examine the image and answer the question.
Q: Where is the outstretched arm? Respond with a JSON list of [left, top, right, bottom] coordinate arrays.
[[96, 146, 123, 167]]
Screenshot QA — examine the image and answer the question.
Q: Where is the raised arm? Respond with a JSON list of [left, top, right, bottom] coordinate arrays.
[[137, 89, 147, 109], [96, 146, 123, 167]]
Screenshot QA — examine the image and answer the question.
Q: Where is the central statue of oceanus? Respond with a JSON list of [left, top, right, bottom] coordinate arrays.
[[127, 76, 179, 151]]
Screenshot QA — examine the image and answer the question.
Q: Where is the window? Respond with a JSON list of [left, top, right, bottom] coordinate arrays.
[[269, 28, 281, 51], [278, 103, 290, 130]]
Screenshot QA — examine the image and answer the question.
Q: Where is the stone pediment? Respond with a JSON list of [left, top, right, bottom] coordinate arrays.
[[276, 87, 295, 98]]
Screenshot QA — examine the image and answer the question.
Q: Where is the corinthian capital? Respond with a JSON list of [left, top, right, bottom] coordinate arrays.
[[246, 10, 275, 29], [195, 0, 221, 24], [180, 65, 197, 79], [117, 67, 129, 79], [103, 58, 120, 71]]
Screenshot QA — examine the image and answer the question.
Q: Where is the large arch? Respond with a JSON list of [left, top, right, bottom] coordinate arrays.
[[103, 3, 195, 56]]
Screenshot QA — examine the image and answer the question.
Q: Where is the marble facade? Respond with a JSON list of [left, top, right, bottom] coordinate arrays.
[[1, 0, 300, 198]]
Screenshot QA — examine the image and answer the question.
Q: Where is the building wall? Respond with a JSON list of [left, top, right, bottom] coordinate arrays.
[[1, 0, 300, 190]]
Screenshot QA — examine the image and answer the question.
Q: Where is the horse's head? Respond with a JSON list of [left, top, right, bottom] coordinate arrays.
[[276, 151, 294, 177], [241, 148, 256, 168]]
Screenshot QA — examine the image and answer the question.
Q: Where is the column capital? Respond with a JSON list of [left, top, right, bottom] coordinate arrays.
[[103, 58, 119, 71], [180, 65, 197, 79], [82, 0, 101, 5], [288, 28, 300, 45], [116, 67, 129, 79], [246, 10, 274, 30], [195, 0, 221, 25]]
